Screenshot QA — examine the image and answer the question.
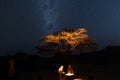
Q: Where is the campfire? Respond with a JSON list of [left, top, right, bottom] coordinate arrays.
[[58, 65, 75, 80], [58, 65, 83, 80]]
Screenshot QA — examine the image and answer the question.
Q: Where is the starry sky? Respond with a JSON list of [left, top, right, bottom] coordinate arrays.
[[1, 0, 120, 56]]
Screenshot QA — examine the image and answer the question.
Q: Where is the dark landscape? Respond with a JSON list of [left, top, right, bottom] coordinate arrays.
[[1, 0, 120, 80], [0, 46, 120, 80]]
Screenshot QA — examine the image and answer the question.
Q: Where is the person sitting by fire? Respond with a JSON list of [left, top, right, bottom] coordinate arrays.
[[58, 65, 65, 80], [67, 65, 74, 75]]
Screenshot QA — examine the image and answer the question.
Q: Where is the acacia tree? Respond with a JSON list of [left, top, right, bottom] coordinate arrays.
[[35, 28, 97, 56]]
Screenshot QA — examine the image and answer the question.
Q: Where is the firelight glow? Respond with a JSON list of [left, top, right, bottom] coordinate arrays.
[[40, 28, 89, 51], [37, 27, 97, 54], [65, 73, 74, 76]]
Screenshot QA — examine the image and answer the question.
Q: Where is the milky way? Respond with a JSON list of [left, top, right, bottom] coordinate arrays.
[[40, 0, 58, 35]]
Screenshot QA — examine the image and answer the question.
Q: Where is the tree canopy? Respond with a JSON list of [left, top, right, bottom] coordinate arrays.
[[36, 28, 97, 55]]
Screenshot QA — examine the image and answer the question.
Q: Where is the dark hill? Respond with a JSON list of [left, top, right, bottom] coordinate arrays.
[[1, 46, 120, 72], [48, 46, 120, 65], [71, 46, 120, 64], [13, 46, 120, 67]]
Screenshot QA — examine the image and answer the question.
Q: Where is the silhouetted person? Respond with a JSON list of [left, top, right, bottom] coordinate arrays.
[[8, 58, 16, 80], [58, 65, 65, 80], [67, 65, 74, 74]]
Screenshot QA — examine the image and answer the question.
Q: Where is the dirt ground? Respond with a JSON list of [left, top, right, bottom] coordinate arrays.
[[18, 64, 120, 80]]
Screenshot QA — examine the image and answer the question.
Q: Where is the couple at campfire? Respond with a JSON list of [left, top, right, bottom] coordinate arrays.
[[58, 65, 74, 80]]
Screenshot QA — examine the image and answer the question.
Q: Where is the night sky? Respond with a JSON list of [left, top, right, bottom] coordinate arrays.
[[1, 0, 120, 56]]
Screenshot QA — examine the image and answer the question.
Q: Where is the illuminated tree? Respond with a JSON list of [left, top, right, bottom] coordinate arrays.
[[35, 28, 97, 56]]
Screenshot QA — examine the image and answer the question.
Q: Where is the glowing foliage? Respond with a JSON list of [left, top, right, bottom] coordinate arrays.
[[36, 28, 97, 55]]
